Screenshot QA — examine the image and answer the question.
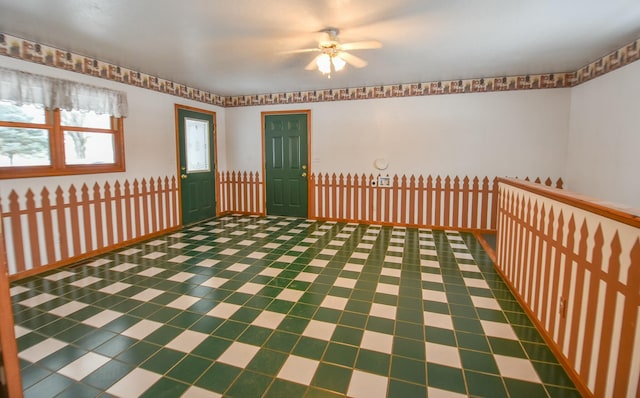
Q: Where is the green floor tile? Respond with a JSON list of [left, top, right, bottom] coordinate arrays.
[[140, 348, 186, 374], [247, 348, 288, 376], [226, 370, 272, 398], [522, 341, 560, 363], [21, 365, 51, 390], [265, 330, 299, 353], [459, 349, 499, 374], [464, 370, 508, 398], [195, 362, 241, 393], [293, 336, 328, 360], [330, 325, 363, 346], [167, 355, 213, 383], [82, 360, 135, 390], [388, 378, 427, 397], [263, 379, 308, 398], [311, 363, 352, 394], [456, 331, 491, 352], [488, 336, 527, 358], [425, 326, 457, 346], [545, 385, 583, 398], [24, 373, 75, 398], [504, 378, 549, 397], [355, 349, 390, 376], [531, 361, 576, 388], [94, 335, 138, 357], [214, 320, 250, 339], [55, 382, 103, 398], [139, 378, 189, 398], [390, 355, 426, 385], [38, 345, 87, 371], [323, 342, 358, 368]]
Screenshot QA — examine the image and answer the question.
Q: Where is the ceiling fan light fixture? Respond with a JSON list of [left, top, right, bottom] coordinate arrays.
[[332, 55, 346, 71], [317, 53, 331, 74]]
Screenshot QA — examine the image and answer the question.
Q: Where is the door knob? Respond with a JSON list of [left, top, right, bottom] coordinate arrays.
[[301, 172, 307, 177], [181, 174, 188, 180]]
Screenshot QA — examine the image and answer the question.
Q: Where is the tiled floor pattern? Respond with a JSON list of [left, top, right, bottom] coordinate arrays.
[[10, 216, 580, 397]]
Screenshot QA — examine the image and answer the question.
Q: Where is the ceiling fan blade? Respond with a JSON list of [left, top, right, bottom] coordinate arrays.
[[304, 55, 320, 70], [341, 40, 383, 51], [278, 48, 320, 55], [339, 52, 368, 68]]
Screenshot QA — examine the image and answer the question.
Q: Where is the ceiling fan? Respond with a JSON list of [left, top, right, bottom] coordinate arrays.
[[282, 28, 382, 76]]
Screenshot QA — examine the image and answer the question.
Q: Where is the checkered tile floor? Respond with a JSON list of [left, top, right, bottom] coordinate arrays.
[[10, 216, 580, 397]]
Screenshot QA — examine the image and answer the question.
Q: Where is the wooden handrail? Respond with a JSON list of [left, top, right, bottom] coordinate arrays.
[[498, 177, 640, 228]]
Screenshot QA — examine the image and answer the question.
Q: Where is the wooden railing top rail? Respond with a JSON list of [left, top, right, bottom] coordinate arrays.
[[498, 177, 640, 229]]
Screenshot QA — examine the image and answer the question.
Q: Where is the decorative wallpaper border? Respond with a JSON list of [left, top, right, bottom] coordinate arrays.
[[1, 32, 639, 108]]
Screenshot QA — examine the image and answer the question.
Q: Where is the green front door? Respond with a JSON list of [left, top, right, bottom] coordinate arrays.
[[264, 113, 309, 218], [177, 107, 216, 225]]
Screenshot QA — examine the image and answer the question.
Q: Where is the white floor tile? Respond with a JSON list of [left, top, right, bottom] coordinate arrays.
[[457, 263, 481, 272], [44, 271, 75, 281], [369, 303, 396, 320], [217, 342, 260, 368], [376, 283, 399, 296], [99, 282, 132, 294], [309, 259, 329, 268], [194, 245, 214, 252], [206, 303, 242, 319], [495, 354, 542, 383], [276, 288, 304, 302], [14, 325, 30, 338], [426, 342, 462, 368], [381, 268, 402, 278], [131, 288, 164, 302], [464, 277, 490, 289], [19, 293, 57, 307], [167, 272, 196, 282], [421, 272, 444, 283], [138, 267, 164, 277], [481, 320, 518, 340], [168, 255, 191, 263], [277, 355, 319, 385], [121, 319, 163, 340], [278, 255, 297, 263], [85, 258, 112, 267], [167, 295, 201, 310], [422, 289, 448, 303], [70, 276, 101, 288], [471, 296, 502, 310], [106, 368, 162, 398], [427, 387, 468, 398], [259, 268, 283, 277], [110, 262, 139, 272], [237, 282, 263, 295], [343, 263, 364, 273], [247, 251, 268, 259], [334, 277, 357, 289], [347, 370, 388, 398], [18, 338, 67, 362], [384, 255, 402, 264], [119, 248, 142, 256], [320, 296, 348, 311], [197, 259, 220, 267], [181, 386, 222, 398], [302, 320, 336, 341], [227, 263, 251, 272], [82, 310, 123, 328], [58, 352, 110, 380], [165, 330, 209, 353], [219, 248, 239, 255], [200, 277, 228, 288], [295, 272, 318, 283], [142, 252, 166, 259], [10, 286, 29, 296], [251, 311, 286, 329], [424, 312, 454, 330], [360, 330, 393, 354], [49, 301, 88, 317]]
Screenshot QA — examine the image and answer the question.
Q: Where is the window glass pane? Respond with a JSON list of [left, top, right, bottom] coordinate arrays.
[[0, 127, 50, 166], [64, 131, 115, 165], [0, 100, 46, 124], [60, 109, 111, 129], [185, 118, 210, 172]]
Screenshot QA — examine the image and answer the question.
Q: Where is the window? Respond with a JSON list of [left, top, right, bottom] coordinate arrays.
[[0, 67, 127, 179]]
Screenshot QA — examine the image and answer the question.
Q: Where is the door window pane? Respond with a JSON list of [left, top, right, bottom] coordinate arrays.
[[185, 118, 210, 172], [64, 131, 115, 165], [0, 127, 50, 166], [61, 109, 111, 129], [0, 100, 46, 124]]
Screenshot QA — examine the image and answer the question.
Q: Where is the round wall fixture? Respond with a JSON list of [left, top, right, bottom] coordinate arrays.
[[374, 158, 388, 170]]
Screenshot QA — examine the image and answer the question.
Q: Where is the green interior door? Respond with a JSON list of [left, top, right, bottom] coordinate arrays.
[[178, 108, 216, 225], [265, 113, 308, 218]]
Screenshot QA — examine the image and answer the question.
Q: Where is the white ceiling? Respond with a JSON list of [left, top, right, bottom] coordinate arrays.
[[1, 0, 640, 96]]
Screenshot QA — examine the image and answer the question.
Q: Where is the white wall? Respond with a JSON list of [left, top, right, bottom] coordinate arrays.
[[566, 60, 640, 209], [0, 56, 225, 201], [225, 89, 571, 179]]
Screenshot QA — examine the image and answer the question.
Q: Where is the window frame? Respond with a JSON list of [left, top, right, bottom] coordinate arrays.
[[0, 107, 125, 179]]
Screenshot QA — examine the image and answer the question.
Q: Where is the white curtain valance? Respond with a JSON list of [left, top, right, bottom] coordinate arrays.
[[0, 67, 128, 117]]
